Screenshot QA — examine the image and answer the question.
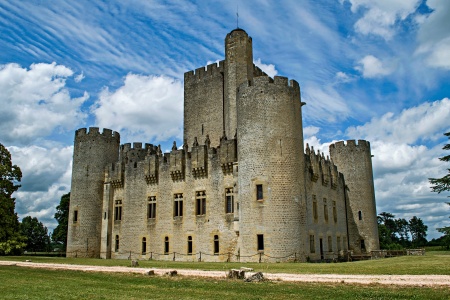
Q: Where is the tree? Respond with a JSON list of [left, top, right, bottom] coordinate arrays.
[[429, 132, 450, 195], [21, 216, 51, 252], [52, 192, 70, 251], [408, 216, 428, 247], [0, 143, 26, 254], [429, 132, 450, 249]]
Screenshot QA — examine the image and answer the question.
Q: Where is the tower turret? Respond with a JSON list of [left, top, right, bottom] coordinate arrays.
[[329, 140, 379, 253], [237, 76, 306, 261], [224, 28, 253, 139], [67, 127, 120, 258]]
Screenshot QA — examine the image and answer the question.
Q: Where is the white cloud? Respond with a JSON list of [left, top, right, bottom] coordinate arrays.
[[355, 55, 393, 78], [74, 72, 85, 83], [302, 84, 350, 123], [0, 62, 88, 145], [92, 73, 184, 144], [9, 144, 73, 233], [254, 58, 278, 78], [415, 0, 450, 69], [344, 0, 421, 40], [346, 98, 450, 144], [335, 71, 355, 83]]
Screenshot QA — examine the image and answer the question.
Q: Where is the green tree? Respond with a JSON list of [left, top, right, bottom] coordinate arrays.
[[408, 216, 428, 247], [436, 202, 450, 249], [52, 192, 70, 250], [0, 143, 26, 254], [21, 216, 51, 252], [429, 132, 450, 195]]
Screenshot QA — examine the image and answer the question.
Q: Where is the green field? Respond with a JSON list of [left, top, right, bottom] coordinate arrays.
[[1, 265, 449, 300], [1, 251, 449, 299]]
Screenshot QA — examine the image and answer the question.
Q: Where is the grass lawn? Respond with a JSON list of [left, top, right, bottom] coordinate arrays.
[[1, 250, 450, 275], [1, 265, 449, 300]]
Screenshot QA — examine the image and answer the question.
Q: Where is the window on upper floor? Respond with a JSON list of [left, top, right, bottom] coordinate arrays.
[[174, 194, 183, 217], [333, 201, 337, 223], [225, 187, 234, 214], [313, 195, 318, 220], [196, 191, 206, 216], [148, 196, 156, 219], [358, 210, 363, 221], [73, 210, 78, 223], [114, 200, 122, 221], [323, 198, 328, 222]]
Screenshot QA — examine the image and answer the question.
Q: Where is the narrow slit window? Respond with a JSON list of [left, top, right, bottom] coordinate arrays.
[[213, 235, 219, 255], [358, 210, 362, 220], [187, 236, 193, 255], [313, 195, 318, 220], [73, 210, 78, 223], [256, 184, 263, 200], [164, 236, 169, 254], [328, 236, 332, 252], [115, 235, 119, 252], [310, 235, 315, 253], [323, 198, 328, 222], [257, 234, 264, 251], [142, 237, 147, 255]]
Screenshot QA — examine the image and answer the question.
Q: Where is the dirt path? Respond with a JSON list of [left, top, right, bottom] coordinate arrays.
[[1, 260, 449, 286]]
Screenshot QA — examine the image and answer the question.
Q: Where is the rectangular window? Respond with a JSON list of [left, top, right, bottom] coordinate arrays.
[[187, 236, 193, 255], [225, 188, 234, 213], [323, 198, 328, 222], [333, 201, 337, 223], [257, 234, 264, 251], [328, 236, 332, 252], [174, 193, 183, 217], [313, 195, 318, 220], [73, 210, 78, 223], [214, 235, 219, 255], [310, 235, 315, 253], [114, 200, 122, 221], [256, 184, 263, 200], [142, 237, 147, 255], [337, 236, 341, 251], [164, 236, 169, 254], [360, 239, 366, 251], [196, 191, 206, 215], [148, 196, 156, 219], [358, 210, 363, 220]]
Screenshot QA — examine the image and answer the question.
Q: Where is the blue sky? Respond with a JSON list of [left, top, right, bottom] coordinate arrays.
[[1, 0, 449, 239]]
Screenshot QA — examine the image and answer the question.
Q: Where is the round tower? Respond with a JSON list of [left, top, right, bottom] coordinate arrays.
[[329, 140, 379, 254], [237, 75, 306, 261], [224, 28, 254, 139], [67, 127, 120, 258]]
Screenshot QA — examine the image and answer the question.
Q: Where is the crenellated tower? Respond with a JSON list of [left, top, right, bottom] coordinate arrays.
[[237, 75, 306, 260], [67, 127, 120, 258], [329, 140, 379, 253]]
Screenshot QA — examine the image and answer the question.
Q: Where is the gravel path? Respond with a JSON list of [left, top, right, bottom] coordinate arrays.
[[1, 260, 449, 286]]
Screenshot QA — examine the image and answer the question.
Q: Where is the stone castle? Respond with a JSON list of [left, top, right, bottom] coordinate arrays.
[[67, 28, 379, 262]]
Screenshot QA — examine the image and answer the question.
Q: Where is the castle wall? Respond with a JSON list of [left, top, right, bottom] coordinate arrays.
[[329, 140, 379, 253], [237, 76, 306, 261], [304, 146, 349, 261], [67, 127, 120, 258], [184, 62, 225, 148], [106, 139, 239, 261]]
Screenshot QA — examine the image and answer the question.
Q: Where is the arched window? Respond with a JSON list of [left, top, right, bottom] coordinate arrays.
[[213, 235, 219, 255], [142, 237, 147, 255], [115, 235, 119, 252], [164, 236, 169, 254], [187, 236, 193, 255]]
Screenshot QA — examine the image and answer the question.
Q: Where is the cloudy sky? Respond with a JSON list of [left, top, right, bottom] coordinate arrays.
[[1, 0, 449, 239]]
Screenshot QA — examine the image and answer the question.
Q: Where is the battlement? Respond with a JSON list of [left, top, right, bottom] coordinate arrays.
[[240, 75, 300, 91], [184, 60, 225, 82], [330, 140, 370, 151], [75, 127, 120, 140], [253, 65, 268, 78], [305, 143, 341, 188]]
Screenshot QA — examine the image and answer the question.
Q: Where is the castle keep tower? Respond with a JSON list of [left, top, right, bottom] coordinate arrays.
[[329, 140, 379, 253], [237, 76, 306, 260], [67, 127, 120, 257]]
